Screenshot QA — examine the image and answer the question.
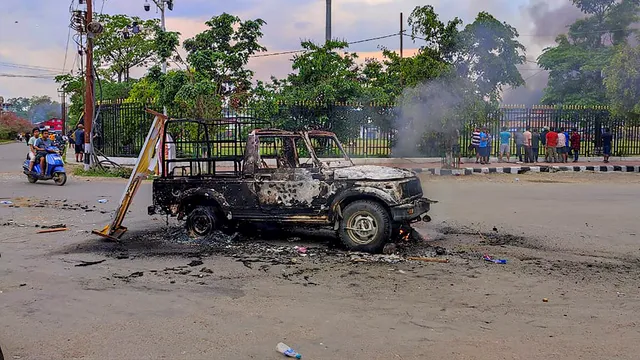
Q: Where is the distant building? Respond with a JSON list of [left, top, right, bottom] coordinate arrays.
[[34, 118, 63, 132]]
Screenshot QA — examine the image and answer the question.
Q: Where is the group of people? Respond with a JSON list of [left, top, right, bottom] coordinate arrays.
[[470, 127, 614, 164]]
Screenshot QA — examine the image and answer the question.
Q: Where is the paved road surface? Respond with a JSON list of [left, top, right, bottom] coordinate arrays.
[[1, 142, 639, 359]]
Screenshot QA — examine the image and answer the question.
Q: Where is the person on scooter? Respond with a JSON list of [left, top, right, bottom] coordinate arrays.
[[27, 128, 40, 173], [34, 129, 56, 177]]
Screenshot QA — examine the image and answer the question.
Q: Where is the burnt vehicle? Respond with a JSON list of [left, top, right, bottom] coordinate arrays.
[[149, 118, 435, 253]]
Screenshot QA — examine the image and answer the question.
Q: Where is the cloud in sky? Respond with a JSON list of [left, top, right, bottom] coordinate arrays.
[[0, 0, 583, 104]]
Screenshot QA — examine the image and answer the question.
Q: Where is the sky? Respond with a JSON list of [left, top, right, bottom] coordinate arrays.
[[0, 0, 585, 105]]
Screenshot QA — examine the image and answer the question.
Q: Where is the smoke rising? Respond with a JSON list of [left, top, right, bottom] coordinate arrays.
[[392, 80, 466, 157]]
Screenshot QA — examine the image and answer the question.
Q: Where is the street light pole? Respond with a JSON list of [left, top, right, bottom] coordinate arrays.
[[160, 1, 167, 116]]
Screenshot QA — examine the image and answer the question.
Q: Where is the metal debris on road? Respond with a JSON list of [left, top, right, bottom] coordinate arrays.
[[75, 259, 106, 267], [0, 200, 13, 205], [97, 199, 108, 203], [483, 254, 507, 264]]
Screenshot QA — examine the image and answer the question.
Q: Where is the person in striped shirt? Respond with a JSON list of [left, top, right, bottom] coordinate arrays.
[[471, 127, 481, 163]]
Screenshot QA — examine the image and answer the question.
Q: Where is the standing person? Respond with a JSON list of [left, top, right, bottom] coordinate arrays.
[[540, 126, 549, 162], [27, 128, 40, 174], [523, 126, 532, 163], [602, 127, 613, 163], [74, 124, 85, 163], [570, 128, 581, 162], [486, 129, 493, 164], [514, 128, 525, 163], [546, 127, 558, 163], [471, 127, 481, 163], [478, 127, 489, 165], [556, 129, 567, 163], [498, 127, 511, 162], [563, 127, 570, 158], [531, 128, 540, 163]]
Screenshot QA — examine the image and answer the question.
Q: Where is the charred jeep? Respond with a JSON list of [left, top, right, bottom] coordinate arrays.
[[149, 118, 435, 253]]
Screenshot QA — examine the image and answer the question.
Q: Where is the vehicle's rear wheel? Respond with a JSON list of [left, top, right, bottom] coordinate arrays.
[[186, 206, 217, 238], [53, 172, 67, 186], [338, 200, 391, 253], [27, 175, 37, 183]]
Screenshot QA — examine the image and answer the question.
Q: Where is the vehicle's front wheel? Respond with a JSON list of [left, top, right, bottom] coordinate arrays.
[[53, 172, 67, 186], [27, 175, 37, 183], [338, 200, 391, 253], [186, 206, 217, 238]]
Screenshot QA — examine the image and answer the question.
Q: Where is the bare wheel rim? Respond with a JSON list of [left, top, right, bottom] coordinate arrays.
[[191, 211, 213, 236], [346, 211, 379, 245]]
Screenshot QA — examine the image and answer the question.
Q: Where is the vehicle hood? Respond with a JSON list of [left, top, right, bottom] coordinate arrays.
[[332, 165, 415, 181]]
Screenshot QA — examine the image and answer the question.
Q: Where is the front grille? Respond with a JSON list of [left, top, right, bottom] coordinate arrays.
[[401, 178, 422, 198]]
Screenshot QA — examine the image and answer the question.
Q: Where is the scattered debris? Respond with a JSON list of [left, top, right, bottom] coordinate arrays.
[[383, 242, 397, 255], [41, 224, 66, 229], [98, 199, 108, 203], [483, 254, 507, 264], [407, 256, 449, 264], [542, 298, 549, 302], [75, 259, 106, 267], [19, 283, 26, 287], [37, 227, 68, 234], [294, 246, 307, 254], [276, 342, 302, 358], [113, 271, 144, 281], [350, 253, 403, 264], [492, 227, 498, 232], [0, 201, 13, 205], [200, 267, 213, 274], [187, 260, 204, 267]]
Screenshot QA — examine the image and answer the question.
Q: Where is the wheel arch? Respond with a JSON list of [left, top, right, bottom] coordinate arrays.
[[330, 187, 394, 222], [177, 188, 230, 220]]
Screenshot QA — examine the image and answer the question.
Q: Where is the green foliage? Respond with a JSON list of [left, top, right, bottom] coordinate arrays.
[[604, 44, 640, 120], [73, 166, 133, 178], [538, 0, 639, 105], [94, 14, 159, 82]]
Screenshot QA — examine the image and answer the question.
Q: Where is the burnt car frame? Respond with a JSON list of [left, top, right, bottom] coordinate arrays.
[[149, 117, 435, 252]]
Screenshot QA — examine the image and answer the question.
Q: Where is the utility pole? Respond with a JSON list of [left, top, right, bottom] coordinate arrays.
[[400, 12, 403, 58], [59, 89, 66, 134], [326, 0, 331, 43], [145, 0, 172, 115], [83, 0, 94, 170]]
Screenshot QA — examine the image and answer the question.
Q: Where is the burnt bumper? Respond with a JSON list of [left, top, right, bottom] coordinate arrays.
[[390, 198, 436, 222]]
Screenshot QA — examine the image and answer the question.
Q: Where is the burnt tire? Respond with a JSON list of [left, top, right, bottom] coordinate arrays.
[[338, 200, 391, 253], [186, 206, 217, 238]]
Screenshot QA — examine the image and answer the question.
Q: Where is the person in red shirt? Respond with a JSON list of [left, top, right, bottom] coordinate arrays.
[[546, 127, 558, 163], [570, 128, 581, 162]]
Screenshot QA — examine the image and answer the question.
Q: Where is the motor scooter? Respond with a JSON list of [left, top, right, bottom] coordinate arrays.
[[22, 146, 67, 186]]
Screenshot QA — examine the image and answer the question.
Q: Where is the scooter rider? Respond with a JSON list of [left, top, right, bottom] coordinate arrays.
[[27, 127, 40, 174], [34, 129, 56, 177]]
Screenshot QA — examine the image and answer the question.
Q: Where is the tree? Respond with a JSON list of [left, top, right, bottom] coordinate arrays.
[[456, 12, 526, 102], [181, 13, 267, 111], [537, 0, 639, 105], [93, 14, 159, 82], [604, 44, 640, 120], [0, 112, 32, 139]]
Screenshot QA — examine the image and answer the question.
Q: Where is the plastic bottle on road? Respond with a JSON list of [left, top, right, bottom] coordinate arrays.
[[276, 342, 302, 358]]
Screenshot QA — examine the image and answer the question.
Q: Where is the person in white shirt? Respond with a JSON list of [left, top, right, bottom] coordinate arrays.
[[556, 131, 567, 163]]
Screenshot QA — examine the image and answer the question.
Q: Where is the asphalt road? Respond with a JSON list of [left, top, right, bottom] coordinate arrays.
[[1, 142, 640, 359]]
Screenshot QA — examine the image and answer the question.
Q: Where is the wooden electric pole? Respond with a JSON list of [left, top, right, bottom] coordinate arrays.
[[83, 0, 94, 170], [400, 12, 403, 58]]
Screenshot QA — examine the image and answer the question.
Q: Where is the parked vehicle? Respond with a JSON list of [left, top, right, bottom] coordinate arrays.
[[148, 118, 435, 253], [22, 146, 67, 186]]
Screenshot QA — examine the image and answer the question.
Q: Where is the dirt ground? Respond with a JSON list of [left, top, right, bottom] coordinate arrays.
[[1, 171, 640, 359]]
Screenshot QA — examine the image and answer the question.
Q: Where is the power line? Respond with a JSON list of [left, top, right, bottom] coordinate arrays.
[[0, 62, 61, 73], [0, 73, 55, 79], [250, 32, 402, 58]]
